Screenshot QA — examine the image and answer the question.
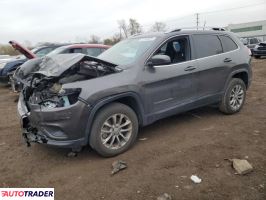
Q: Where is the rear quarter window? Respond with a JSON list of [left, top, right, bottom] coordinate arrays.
[[193, 34, 223, 59], [220, 35, 238, 52]]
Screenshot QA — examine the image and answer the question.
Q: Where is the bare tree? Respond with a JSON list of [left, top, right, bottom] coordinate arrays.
[[118, 19, 128, 38], [151, 22, 167, 32], [103, 33, 122, 45], [128, 18, 142, 36], [89, 35, 101, 44]]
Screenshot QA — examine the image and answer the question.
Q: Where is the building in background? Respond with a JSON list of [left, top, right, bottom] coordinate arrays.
[[226, 20, 266, 41]]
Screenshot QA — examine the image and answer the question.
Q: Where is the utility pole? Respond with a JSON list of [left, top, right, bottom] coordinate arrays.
[[203, 20, 206, 30], [196, 13, 199, 30]]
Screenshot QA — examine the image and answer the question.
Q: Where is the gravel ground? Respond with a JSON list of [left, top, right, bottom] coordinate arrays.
[[0, 58, 265, 200]]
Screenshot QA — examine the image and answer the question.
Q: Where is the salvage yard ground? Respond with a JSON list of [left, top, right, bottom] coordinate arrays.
[[0, 59, 266, 200]]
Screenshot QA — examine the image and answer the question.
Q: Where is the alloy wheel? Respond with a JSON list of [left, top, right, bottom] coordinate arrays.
[[100, 113, 133, 150]]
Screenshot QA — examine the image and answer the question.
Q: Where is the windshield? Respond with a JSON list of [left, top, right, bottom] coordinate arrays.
[[98, 37, 157, 65]]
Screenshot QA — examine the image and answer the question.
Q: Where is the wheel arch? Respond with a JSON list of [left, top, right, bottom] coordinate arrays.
[[84, 92, 145, 145], [232, 71, 249, 88], [223, 69, 250, 92]]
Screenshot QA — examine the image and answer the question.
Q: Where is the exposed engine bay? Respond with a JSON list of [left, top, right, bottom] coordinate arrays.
[[16, 53, 120, 109]]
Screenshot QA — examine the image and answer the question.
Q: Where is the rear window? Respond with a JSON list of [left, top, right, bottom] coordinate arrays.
[[220, 35, 238, 52], [193, 35, 223, 58]]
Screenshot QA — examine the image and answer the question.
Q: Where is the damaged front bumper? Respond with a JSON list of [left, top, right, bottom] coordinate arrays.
[[17, 93, 90, 150]]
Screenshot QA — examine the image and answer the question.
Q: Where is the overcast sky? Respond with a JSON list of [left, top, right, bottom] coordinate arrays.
[[0, 0, 265, 45]]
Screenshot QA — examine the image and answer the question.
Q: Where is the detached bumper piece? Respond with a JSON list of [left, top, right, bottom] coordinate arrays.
[[23, 127, 48, 147]]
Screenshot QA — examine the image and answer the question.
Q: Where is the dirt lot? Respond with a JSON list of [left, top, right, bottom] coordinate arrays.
[[0, 59, 266, 200]]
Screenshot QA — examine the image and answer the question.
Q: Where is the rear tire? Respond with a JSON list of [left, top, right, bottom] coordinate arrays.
[[90, 103, 138, 157], [219, 78, 246, 114]]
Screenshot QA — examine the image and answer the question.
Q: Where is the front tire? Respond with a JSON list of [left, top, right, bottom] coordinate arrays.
[[90, 103, 138, 157], [219, 78, 246, 114], [254, 55, 260, 59]]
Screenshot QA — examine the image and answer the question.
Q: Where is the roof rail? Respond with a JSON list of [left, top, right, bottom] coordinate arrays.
[[169, 27, 226, 32]]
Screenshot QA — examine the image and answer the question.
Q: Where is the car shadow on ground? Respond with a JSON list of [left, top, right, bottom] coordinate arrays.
[[33, 105, 222, 159]]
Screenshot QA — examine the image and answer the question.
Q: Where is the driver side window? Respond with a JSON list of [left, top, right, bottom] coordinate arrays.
[[154, 37, 190, 64]]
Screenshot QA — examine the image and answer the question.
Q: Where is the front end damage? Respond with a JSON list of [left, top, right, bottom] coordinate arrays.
[[16, 53, 120, 150]]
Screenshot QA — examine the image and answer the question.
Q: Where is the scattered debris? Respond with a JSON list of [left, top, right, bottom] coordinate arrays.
[[137, 190, 141, 194], [188, 112, 202, 119], [200, 126, 214, 131], [0, 142, 5, 146], [184, 185, 193, 190], [259, 184, 264, 189], [253, 133, 260, 136], [190, 175, 202, 184], [231, 159, 253, 175], [139, 138, 148, 141], [215, 164, 220, 168], [67, 151, 78, 157], [157, 193, 172, 200], [180, 175, 187, 178], [111, 160, 127, 175], [175, 185, 179, 188]]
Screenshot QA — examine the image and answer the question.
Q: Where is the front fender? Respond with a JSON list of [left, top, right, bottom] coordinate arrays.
[[83, 92, 145, 145]]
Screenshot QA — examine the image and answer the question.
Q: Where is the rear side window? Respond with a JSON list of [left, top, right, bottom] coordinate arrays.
[[220, 35, 238, 52], [193, 35, 223, 58], [62, 48, 82, 53], [85, 48, 103, 57], [71, 48, 82, 53]]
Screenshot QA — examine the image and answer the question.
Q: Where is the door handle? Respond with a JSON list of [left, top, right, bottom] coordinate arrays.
[[184, 66, 196, 71], [224, 58, 232, 63]]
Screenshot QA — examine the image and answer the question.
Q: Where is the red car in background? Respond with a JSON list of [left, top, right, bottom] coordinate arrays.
[[47, 43, 110, 57], [10, 42, 110, 92]]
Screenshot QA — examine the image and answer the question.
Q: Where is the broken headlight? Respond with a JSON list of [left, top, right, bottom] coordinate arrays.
[[40, 88, 81, 109]]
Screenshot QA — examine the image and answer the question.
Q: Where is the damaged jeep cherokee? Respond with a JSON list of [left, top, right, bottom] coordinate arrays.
[[17, 29, 252, 157]]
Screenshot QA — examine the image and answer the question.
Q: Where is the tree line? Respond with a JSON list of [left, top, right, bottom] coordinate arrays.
[[0, 19, 167, 55]]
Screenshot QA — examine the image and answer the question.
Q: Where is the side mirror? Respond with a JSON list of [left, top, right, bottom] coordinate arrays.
[[147, 55, 171, 67]]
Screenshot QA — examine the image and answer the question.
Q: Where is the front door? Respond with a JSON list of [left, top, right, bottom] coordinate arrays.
[[140, 36, 199, 122]]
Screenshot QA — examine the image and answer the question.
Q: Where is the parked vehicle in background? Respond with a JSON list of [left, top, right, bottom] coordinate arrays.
[[11, 43, 110, 92], [0, 55, 14, 60], [17, 29, 251, 157], [46, 43, 110, 57], [241, 37, 260, 55], [0, 41, 63, 84], [252, 41, 266, 58]]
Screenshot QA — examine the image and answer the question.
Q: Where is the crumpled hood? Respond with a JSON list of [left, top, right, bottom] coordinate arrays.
[[15, 53, 117, 80]]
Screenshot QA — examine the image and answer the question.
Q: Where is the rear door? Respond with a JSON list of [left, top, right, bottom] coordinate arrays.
[[192, 34, 229, 99]]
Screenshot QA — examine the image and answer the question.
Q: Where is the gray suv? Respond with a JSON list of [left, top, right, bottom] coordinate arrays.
[[17, 29, 252, 157]]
